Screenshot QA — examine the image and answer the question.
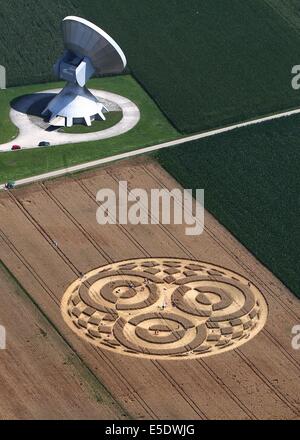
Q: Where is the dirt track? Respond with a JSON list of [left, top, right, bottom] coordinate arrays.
[[0, 157, 299, 420]]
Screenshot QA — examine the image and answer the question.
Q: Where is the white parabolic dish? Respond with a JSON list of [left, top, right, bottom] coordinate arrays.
[[62, 16, 127, 75]]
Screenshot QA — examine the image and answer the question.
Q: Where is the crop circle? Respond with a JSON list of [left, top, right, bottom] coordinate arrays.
[[61, 258, 268, 360]]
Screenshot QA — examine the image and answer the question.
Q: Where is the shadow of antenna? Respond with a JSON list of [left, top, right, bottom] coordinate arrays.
[[0, 65, 6, 89], [0, 325, 6, 349]]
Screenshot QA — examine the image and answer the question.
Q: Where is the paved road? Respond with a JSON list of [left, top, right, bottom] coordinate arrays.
[[0, 89, 140, 151], [1, 105, 300, 190]]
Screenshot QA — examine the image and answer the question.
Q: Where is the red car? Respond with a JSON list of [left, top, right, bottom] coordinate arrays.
[[11, 145, 21, 151]]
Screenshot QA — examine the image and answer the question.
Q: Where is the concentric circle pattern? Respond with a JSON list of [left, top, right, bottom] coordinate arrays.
[[61, 259, 268, 360]]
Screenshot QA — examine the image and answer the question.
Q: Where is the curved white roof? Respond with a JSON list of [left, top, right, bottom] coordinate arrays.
[[62, 16, 127, 75]]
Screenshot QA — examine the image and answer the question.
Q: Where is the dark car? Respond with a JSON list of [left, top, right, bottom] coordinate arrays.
[[5, 181, 15, 190], [38, 141, 51, 147], [11, 145, 21, 151]]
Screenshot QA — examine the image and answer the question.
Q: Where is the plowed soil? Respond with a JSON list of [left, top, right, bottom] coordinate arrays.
[[0, 157, 299, 420], [0, 264, 127, 420]]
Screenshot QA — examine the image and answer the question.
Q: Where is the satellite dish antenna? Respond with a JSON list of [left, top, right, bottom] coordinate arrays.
[[42, 16, 127, 127]]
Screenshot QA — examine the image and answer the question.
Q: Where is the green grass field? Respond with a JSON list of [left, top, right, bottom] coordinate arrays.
[[156, 114, 300, 298], [0, 75, 179, 183], [0, 0, 77, 86], [2, 1, 300, 133]]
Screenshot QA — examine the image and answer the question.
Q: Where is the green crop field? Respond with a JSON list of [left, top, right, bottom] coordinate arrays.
[[155, 115, 300, 298], [2, 1, 300, 134], [0, 75, 179, 183], [0, 0, 77, 86], [264, 0, 300, 34]]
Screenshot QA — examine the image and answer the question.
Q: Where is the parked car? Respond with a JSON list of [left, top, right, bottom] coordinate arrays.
[[11, 145, 21, 151], [38, 141, 51, 147], [5, 181, 15, 190]]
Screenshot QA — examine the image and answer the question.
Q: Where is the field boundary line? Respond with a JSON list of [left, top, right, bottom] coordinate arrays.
[[133, 164, 300, 414], [2, 105, 300, 189], [0, 257, 130, 420]]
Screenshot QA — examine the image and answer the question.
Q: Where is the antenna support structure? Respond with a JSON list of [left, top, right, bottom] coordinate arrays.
[[42, 16, 127, 127]]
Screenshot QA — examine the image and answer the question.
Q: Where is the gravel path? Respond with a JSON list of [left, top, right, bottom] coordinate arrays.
[[0, 89, 140, 151]]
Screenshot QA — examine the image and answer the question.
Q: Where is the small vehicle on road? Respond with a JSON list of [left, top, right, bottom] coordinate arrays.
[[38, 141, 51, 147], [5, 181, 16, 190], [11, 145, 21, 151]]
